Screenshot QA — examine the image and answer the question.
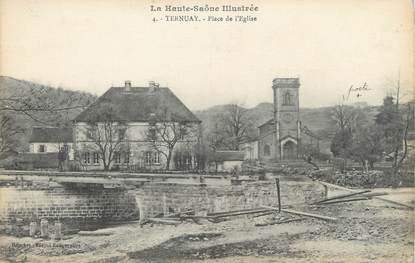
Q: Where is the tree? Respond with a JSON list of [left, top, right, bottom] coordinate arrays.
[[329, 101, 368, 158], [193, 142, 207, 171], [205, 123, 226, 173], [398, 102, 414, 167], [378, 73, 415, 172], [348, 125, 385, 170], [0, 84, 93, 125], [215, 103, 254, 150], [330, 129, 352, 158], [145, 113, 198, 170], [0, 113, 25, 156], [83, 103, 128, 171], [173, 134, 207, 171], [0, 79, 96, 163], [376, 95, 413, 170]]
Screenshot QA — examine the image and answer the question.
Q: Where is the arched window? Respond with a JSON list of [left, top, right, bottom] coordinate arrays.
[[264, 144, 271, 156], [283, 91, 293, 105]]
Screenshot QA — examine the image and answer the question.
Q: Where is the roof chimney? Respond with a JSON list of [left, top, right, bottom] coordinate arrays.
[[148, 81, 159, 92], [125, 80, 131, 91]]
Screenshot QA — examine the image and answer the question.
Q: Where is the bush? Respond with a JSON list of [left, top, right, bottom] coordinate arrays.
[[309, 168, 414, 188]]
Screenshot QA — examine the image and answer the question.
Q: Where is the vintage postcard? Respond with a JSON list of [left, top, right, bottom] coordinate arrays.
[[0, 0, 414, 262]]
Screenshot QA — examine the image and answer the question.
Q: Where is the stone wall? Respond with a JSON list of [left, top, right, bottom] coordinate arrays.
[[278, 180, 325, 205], [0, 187, 139, 224], [0, 178, 326, 224], [135, 179, 325, 218]]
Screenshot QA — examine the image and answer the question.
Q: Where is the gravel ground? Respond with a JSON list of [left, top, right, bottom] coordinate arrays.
[[0, 187, 413, 263]]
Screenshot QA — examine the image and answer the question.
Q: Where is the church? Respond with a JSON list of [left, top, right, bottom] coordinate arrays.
[[243, 77, 303, 162]]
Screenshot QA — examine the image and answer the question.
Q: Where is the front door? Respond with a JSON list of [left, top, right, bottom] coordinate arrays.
[[282, 141, 296, 160]]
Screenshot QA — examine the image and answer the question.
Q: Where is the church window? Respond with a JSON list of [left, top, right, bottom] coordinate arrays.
[[283, 91, 294, 105], [264, 144, 271, 156]]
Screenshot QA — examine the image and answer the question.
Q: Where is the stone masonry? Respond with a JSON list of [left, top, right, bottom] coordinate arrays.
[[135, 179, 325, 218], [0, 187, 139, 223]]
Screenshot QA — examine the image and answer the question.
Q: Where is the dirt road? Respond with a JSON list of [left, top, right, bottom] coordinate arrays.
[[1, 187, 414, 263]]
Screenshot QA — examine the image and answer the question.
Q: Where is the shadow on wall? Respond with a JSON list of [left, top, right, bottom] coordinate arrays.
[[134, 180, 325, 219], [0, 187, 139, 235]]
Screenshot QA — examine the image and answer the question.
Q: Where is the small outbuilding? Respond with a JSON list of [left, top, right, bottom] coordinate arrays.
[[209, 151, 245, 173], [29, 127, 74, 160]]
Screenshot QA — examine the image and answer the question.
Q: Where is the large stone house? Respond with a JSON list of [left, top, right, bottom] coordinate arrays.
[[73, 81, 201, 171]]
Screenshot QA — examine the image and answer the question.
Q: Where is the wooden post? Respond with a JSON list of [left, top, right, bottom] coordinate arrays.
[[163, 194, 168, 216], [137, 198, 146, 223], [318, 181, 415, 210], [54, 221, 62, 240], [323, 184, 328, 199], [29, 222, 37, 237], [275, 178, 281, 213], [40, 219, 48, 238]]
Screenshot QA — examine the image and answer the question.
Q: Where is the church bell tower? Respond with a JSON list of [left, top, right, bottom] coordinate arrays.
[[272, 78, 301, 161]]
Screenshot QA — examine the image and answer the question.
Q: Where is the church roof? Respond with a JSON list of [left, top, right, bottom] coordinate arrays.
[[258, 118, 274, 128], [301, 125, 321, 140], [272, 78, 300, 87]]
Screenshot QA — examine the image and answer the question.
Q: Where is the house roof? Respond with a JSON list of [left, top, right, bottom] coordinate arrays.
[[29, 127, 73, 143], [215, 151, 245, 162], [301, 125, 321, 140], [74, 86, 201, 123], [258, 118, 274, 128]]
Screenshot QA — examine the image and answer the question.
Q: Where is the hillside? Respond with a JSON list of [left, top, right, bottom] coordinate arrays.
[[195, 102, 380, 154], [0, 76, 97, 154], [0, 76, 382, 157]]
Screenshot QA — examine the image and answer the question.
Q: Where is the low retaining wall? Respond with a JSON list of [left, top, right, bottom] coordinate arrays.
[[0, 187, 139, 224], [135, 179, 325, 218], [0, 177, 325, 226]]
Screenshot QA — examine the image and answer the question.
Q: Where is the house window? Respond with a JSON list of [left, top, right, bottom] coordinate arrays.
[[63, 144, 70, 153], [114, 152, 121, 164], [153, 152, 160, 164], [264, 144, 271, 156], [179, 124, 187, 140], [83, 152, 90, 164], [193, 156, 198, 168], [283, 91, 294, 105], [124, 152, 130, 164], [38, 145, 46, 153], [93, 152, 100, 164], [118, 128, 126, 141], [145, 152, 152, 165], [149, 127, 156, 141], [186, 156, 192, 168]]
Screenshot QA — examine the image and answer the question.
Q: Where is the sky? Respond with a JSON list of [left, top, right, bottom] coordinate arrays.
[[0, 0, 414, 110]]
